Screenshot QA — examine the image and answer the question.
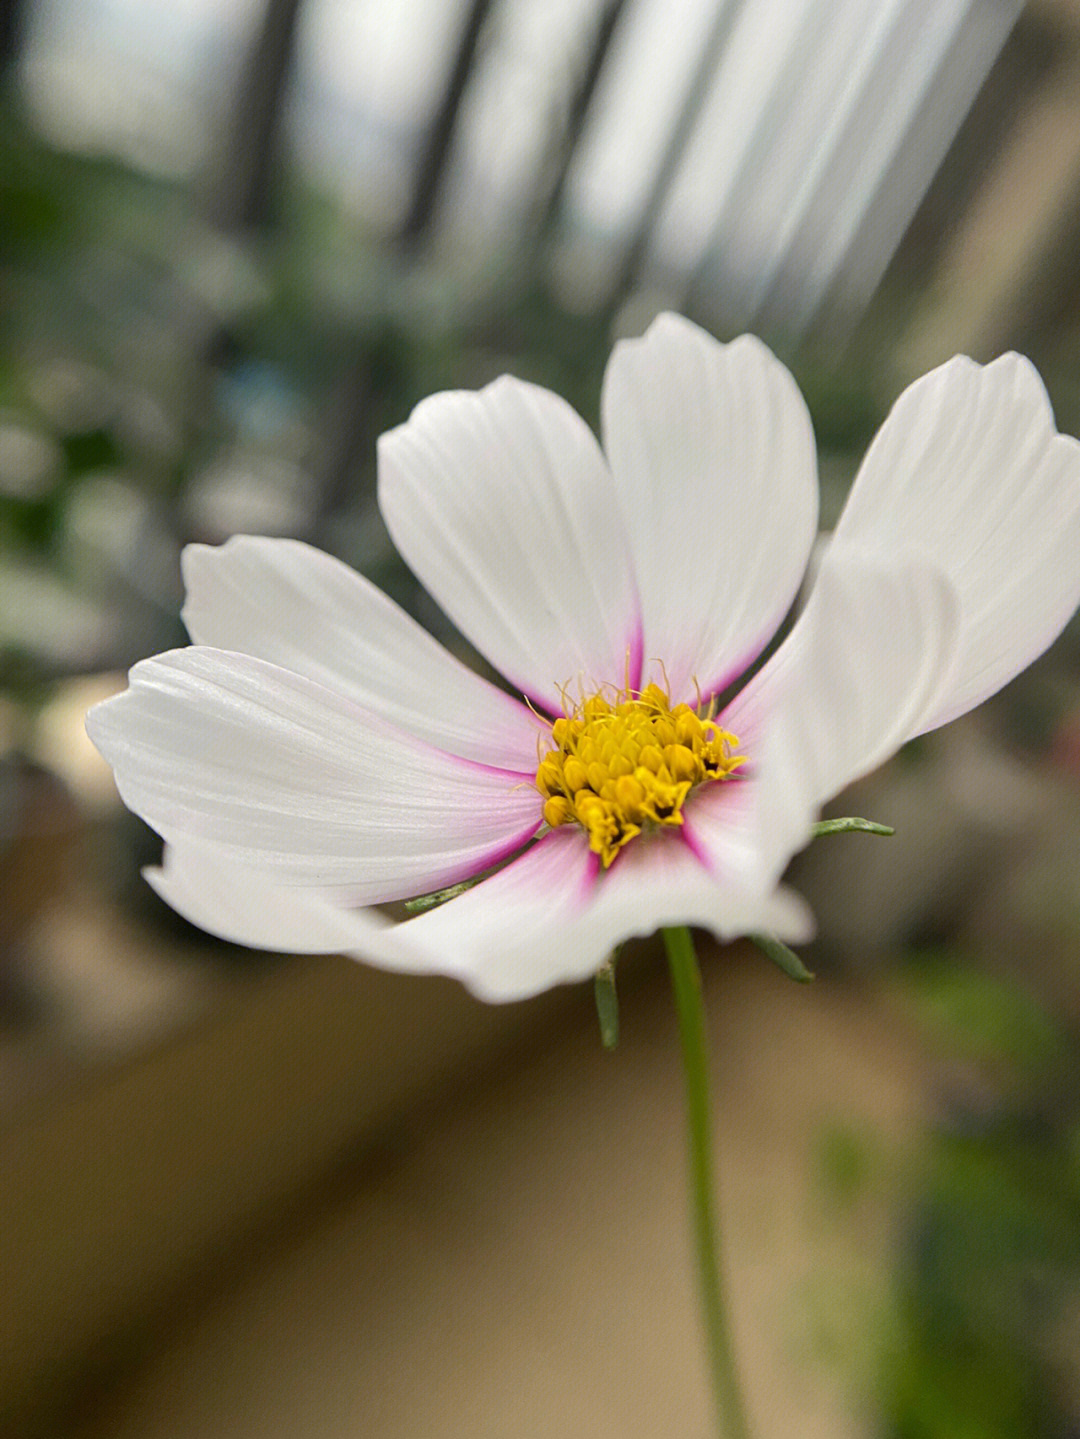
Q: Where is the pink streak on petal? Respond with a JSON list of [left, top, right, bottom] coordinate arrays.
[[460, 755, 543, 781], [470, 695, 553, 774], [405, 826, 597, 930], [679, 770, 762, 886], [446, 815, 545, 885], [515, 611, 645, 717], [718, 686, 773, 752], [517, 684, 562, 720], [638, 640, 765, 711], [580, 844, 602, 896], [626, 617, 644, 694], [521, 828, 602, 906], [303, 815, 547, 907], [695, 638, 778, 713], [676, 823, 715, 872]]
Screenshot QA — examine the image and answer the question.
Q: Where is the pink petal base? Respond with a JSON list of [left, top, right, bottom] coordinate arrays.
[[150, 824, 813, 1004]]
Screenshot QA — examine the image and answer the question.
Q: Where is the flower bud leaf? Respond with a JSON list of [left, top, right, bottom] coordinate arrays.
[[749, 932, 815, 983], [403, 879, 480, 913], [594, 957, 619, 1049], [811, 816, 894, 838]]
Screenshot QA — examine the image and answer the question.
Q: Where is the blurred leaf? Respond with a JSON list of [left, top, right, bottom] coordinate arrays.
[[899, 955, 1061, 1071], [881, 1128, 1080, 1438], [749, 931, 814, 982], [816, 1122, 874, 1212]]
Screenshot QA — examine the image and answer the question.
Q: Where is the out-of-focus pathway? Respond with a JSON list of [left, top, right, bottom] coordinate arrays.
[[73, 945, 927, 1439]]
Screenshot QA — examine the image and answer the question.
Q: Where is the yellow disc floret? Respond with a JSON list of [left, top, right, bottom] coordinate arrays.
[[534, 682, 746, 868]]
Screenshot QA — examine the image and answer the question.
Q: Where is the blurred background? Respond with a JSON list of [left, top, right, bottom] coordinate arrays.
[[3, 0, 1080, 1434]]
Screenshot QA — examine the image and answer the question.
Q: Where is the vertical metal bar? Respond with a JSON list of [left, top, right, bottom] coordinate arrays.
[[609, 0, 749, 306], [207, 0, 307, 233], [535, 0, 632, 244], [398, 0, 496, 249]]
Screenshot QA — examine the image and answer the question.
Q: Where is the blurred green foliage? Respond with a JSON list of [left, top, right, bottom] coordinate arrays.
[[879, 954, 1080, 1438], [817, 1119, 877, 1213], [901, 957, 1063, 1074], [0, 87, 899, 711]]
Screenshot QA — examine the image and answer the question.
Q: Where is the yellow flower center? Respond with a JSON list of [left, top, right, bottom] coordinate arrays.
[[534, 682, 746, 868]]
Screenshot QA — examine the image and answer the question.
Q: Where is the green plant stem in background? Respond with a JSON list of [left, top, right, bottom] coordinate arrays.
[[663, 925, 753, 1439]]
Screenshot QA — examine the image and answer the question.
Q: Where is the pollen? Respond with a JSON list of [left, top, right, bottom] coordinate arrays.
[[534, 682, 746, 868]]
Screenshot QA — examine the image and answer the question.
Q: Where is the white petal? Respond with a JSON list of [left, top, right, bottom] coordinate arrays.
[[146, 841, 400, 956], [146, 841, 469, 979], [402, 829, 601, 999], [687, 554, 960, 892], [182, 536, 545, 769], [149, 832, 810, 1005], [87, 648, 541, 903], [378, 377, 641, 709], [404, 830, 813, 1003], [831, 353, 1080, 732], [601, 314, 818, 702]]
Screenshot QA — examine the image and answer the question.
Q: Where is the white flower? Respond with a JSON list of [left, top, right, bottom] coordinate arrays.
[[87, 316, 1080, 1001]]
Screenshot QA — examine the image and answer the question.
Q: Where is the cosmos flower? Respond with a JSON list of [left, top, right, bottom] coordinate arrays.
[[87, 315, 1080, 1000]]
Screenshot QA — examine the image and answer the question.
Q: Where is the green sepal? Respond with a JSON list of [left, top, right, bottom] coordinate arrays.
[[748, 932, 815, 983], [403, 878, 480, 913], [594, 956, 619, 1050], [811, 816, 894, 838]]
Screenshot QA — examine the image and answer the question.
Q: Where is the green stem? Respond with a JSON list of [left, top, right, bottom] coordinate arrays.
[[663, 926, 752, 1439]]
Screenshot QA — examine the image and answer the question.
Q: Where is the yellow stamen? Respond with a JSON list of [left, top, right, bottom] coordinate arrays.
[[534, 681, 745, 867], [542, 794, 573, 828]]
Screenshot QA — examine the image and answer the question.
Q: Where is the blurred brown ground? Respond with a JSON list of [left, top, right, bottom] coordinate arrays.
[[15, 921, 927, 1439]]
